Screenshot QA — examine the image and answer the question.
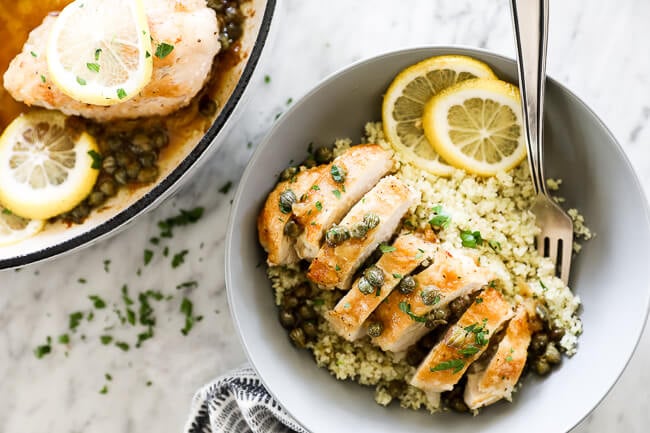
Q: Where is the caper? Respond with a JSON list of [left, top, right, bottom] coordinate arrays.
[[314, 146, 333, 163], [363, 266, 384, 288], [198, 96, 218, 117], [425, 318, 446, 330], [87, 191, 105, 207], [357, 277, 374, 295], [148, 129, 167, 150], [137, 166, 159, 183], [397, 275, 416, 294], [97, 178, 117, 197], [544, 343, 562, 365], [278, 189, 297, 214], [549, 326, 565, 342], [366, 321, 384, 338], [283, 220, 302, 238], [363, 213, 380, 230], [303, 157, 317, 168], [535, 304, 550, 322], [106, 135, 125, 151], [114, 168, 128, 185], [131, 133, 154, 153], [289, 328, 306, 348], [448, 397, 469, 413], [101, 155, 117, 174], [349, 222, 368, 239], [292, 284, 310, 299], [430, 308, 449, 321], [530, 333, 549, 355], [138, 151, 157, 168], [298, 305, 316, 321], [279, 166, 298, 181], [126, 161, 141, 179], [279, 309, 296, 329], [282, 295, 299, 309], [302, 321, 318, 338], [533, 357, 551, 376], [420, 288, 441, 306], [386, 380, 406, 398], [115, 150, 133, 168], [449, 296, 470, 318], [325, 225, 349, 246]]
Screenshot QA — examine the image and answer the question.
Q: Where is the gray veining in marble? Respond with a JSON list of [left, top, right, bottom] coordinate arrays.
[[1, 0, 650, 432]]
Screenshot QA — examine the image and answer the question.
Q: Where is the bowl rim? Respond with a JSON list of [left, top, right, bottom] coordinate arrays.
[[0, 0, 278, 270], [225, 45, 650, 432]]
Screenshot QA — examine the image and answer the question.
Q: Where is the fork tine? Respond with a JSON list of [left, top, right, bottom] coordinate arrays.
[[547, 236, 558, 264], [559, 236, 572, 285], [535, 234, 545, 257]]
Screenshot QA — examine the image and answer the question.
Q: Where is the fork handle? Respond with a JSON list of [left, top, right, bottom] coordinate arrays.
[[510, 0, 549, 196]]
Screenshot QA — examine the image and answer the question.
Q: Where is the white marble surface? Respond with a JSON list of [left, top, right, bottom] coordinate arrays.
[[1, 0, 650, 432]]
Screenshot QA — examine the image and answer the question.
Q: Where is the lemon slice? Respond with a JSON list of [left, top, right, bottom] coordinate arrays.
[[0, 111, 100, 220], [0, 206, 44, 246], [423, 78, 526, 176], [382, 55, 498, 175], [46, 0, 153, 106]]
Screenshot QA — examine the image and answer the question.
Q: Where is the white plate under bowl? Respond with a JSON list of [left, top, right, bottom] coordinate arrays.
[[226, 46, 650, 433]]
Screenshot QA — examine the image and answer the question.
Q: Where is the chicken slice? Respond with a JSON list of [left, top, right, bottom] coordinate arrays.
[[307, 176, 417, 290], [410, 287, 514, 394], [292, 145, 393, 260], [464, 306, 531, 410], [325, 234, 437, 341], [257, 166, 327, 266], [371, 247, 495, 353], [3, 0, 220, 121]]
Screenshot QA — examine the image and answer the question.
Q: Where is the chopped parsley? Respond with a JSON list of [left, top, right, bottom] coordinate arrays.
[[398, 302, 427, 323], [330, 165, 346, 183], [475, 297, 484, 304], [86, 62, 100, 73], [69, 311, 84, 331], [2, 208, 11, 215], [88, 150, 102, 169], [155, 42, 175, 59], [539, 279, 548, 291], [332, 189, 341, 199], [144, 249, 154, 265], [379, 244, 396, 253], [315, 201, 323, 211], [88, 295, 107, 309], [103, 259, 111, 272], [430, 359, 465, 374], [30, 51, 38, 57], [94, 48, 102, 61], [180, 297, 201, 335], [100, 335, 113, 345], [78, 278, 87, 284], [311, 185, 320, 191], [219, 181, 233, 194], [458, 345, 480, 357], [415, 248, 425, 259], [158, 207, 204, 238], [488, 239, 502, 251], [76, 76, 87, 85], [286, 97, 293, 105], [460, 230, 483, 248], [506, 355, 513, 362], [264, 74, 271, 83], [99, 385, 108, 394], [464, 319, 489, 346], [176, 281, 198, 290], [392, 273, 402, 279], [117, 88, 127, 99], [115, 341, 130, 351], [105, 373, 112, 381], [335, 264, 341, 271], [171, 250, 188, 268], [58, 334, 70, 344], [429, 205, 451, 230], [40, 75, 46, 83], [34, 336, 52, 359]]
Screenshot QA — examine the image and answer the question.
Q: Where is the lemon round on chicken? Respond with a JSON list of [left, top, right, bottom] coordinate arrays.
[[0, 111, 100, 220], [382, 55, 497, 175], [423, 78, 526, 176], [0, 206, 44, 246], [46, 0, 153, 106]]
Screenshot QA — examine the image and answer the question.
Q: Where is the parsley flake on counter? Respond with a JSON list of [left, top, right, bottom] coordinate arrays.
[[176, 281, 198, 290], [105, 373, 112, 381], [144, 249, 154, 265], [103, 259, 111, 273], [78, 278, 87, 284], [88, 295, 106, 309], [69, 311, 84, 331], [34, 336, 52, 359], [58, 334, 70, 344], [115, 341, 130, 351], [158, 207, 204, 238], [264, 74, 271, 83], [219, 181, 233, 194], [100, 335, 113, 345], [171, 250, 189, 268], [99, 385, 108, 394]]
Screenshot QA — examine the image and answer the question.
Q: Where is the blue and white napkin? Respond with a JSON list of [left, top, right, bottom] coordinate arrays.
[[184, 365, 308, 433]]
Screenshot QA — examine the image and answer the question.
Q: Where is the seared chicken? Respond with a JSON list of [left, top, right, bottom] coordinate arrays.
[[464, 306, 531, 410], [307, 176, 417, 290], [372, 247, 495, 353], [3, 0, 220, 121], [258, 166, 327, 266], [410, 287, 514, 394], [325, 234, 437, 341], [293, 145, 393, 260]]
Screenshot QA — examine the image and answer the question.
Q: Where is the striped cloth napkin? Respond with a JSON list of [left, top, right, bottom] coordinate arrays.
[[184, 365, 308, 433]]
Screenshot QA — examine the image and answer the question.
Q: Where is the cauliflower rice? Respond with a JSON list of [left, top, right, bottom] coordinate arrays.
[[267, 122, 591, 412]]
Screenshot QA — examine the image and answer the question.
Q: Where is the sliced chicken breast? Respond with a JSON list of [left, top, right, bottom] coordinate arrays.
[[292, 145, 393, 260], [464, 306, 531, 410], [307, 176, 417, 290], [257, 166, 327, 266], [3, 0, 220, 121], [372, 247, 495, 353], [410, 287, 514, 394], [325, 234, 437, 341]]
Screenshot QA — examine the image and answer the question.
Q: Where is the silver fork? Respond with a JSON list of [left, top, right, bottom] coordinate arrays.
[[510, 0, 574, 284]]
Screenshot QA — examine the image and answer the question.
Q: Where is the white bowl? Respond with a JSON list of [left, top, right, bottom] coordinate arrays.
[[226, 47, 650, 433]]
